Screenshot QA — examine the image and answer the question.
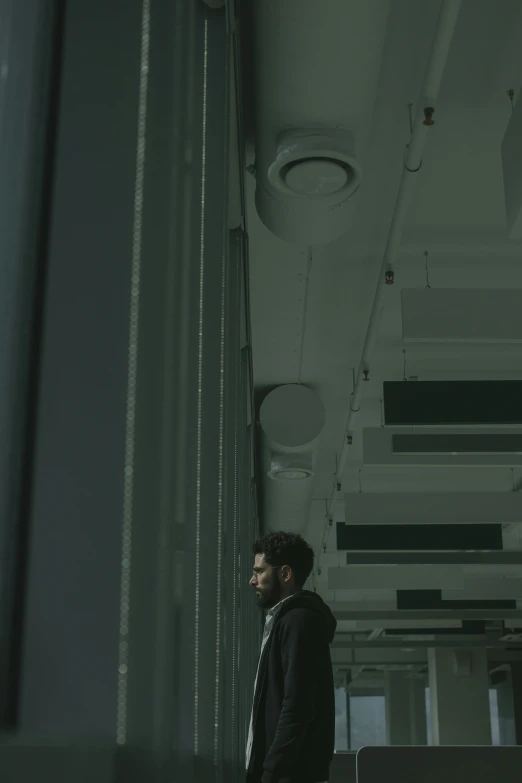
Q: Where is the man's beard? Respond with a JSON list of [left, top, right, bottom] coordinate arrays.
[[255, 575, 282, 610]]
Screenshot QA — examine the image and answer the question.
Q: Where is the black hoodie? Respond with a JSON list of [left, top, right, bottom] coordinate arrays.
[[246, 590, 337, 783]]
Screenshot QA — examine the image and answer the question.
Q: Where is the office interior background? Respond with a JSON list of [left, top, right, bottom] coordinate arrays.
[[1, 0, 522, 781]]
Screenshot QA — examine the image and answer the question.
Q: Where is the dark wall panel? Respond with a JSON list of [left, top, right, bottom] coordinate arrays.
[[337, 523, 503, 551], [384, 380, 522, 426], [393, 433, 522, 453], [18, 0, 141, 738]]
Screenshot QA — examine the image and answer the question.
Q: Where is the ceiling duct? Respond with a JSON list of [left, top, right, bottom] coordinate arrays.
[[255, 128, 362, 244], [259, 384, 325, 532], [250, 0, 390, 244]]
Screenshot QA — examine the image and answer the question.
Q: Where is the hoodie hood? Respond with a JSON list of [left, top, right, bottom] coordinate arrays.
[[274, 589, 337, 644]]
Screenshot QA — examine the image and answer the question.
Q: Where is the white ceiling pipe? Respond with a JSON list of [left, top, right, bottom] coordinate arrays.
[[334, 0, 462, 491], [260, 384, 325, 532], [251, 0, 390, 244]]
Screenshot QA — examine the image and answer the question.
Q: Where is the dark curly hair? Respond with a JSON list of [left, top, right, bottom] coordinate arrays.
[[253, 531, 314, 588]]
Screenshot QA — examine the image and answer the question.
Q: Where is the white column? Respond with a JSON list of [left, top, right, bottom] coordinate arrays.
[[409, 677, 428, 745], [385, 672, 412, 745], [428, 648, 492, 745]]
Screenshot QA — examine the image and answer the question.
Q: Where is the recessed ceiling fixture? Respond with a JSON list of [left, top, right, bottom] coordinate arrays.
[[283, 158, 349, 196], [267, 129, 362, 201], [269, 467, 313, 481], [256, 128, 363, 244]]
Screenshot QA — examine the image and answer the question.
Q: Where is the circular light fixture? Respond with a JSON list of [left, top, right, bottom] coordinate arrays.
[[266, 130, 362, 202], [283, 158, 349, 196], [268, 467, 313, 481]]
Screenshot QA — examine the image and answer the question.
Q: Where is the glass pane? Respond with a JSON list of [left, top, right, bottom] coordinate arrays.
[[495, 675, 517, 745], [425, 684, 512, 746], [335, 688, 349, 751], [349, 694, 386, 750]]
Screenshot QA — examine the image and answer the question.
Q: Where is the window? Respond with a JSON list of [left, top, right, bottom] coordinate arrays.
[[335, 688, 349, 751], [425, 684, 513, 745], [349, 693, 386, 750]]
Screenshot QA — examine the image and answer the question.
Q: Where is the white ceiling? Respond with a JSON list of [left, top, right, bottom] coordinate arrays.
[[245, 0, 522, 652]]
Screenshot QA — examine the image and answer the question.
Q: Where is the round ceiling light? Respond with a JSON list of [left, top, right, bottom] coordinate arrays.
[[284, 158, 349, 196], [266, 130, 362, 206], [269, 467, 313, 481]]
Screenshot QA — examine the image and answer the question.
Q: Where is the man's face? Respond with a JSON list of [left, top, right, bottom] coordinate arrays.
[[250, 553, 282, 610]]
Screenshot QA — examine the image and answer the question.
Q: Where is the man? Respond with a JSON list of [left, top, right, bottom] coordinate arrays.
[[245, 531, 337, 783]]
